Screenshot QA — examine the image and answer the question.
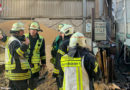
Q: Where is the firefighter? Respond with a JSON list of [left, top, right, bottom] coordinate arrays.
[[51, 24, 66, 74], [51, 24, 64, 65], [51, 24, 65, 89], [5, 22, 31, 90], [55, 24, 74, 89], [25, 21, 46, 90], [60, 32, 101, 90]]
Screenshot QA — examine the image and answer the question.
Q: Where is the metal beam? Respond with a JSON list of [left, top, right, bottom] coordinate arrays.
[[83, 0, 87, 33]]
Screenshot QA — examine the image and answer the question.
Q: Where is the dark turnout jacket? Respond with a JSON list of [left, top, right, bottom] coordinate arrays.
[[28, 33, 46, 65], [8, 35, 29, 73]]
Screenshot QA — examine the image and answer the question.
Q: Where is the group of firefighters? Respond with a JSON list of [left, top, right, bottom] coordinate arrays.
[[0, 21, 101, 90]]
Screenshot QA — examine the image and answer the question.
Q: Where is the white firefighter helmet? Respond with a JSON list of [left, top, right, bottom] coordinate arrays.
[[10, 22, 25, 33], [69, 32, 90, 49], [29, 21, 42, 31], [58, 24, 64, 31], [60, 24, 74, 36]]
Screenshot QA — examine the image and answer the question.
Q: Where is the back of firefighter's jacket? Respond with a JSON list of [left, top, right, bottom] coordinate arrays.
[[5, 36, 31, 80], [61, 55, 90, 90]]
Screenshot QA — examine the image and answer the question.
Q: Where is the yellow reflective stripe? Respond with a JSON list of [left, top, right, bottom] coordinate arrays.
[[8, 48, 11, 60], [61, 58, 81, 61], [5, 62, 30, 70], [17, 48, 24, 54], [80, 67, 83, 90], [31, 61, 40, 63], [94, 62, 98, 73], [5, 65, 15, 70], [9, 76, 30, 80], [61, 60, 81, 67], [76, 67, 79, 90], [63, 68, 65, 90], [31, 57, 40, 63], [5, 67, 15, 69], [8, 72, 31, 77], [28, 88, 36, 90], [6, 47, 15, 70], [57, 49, 65, 55], [16, 48, 24, 56], [7, 71, 31, 80], [41, 56, 46, 60], [61, 56, 81, 62], [5, 63, 15, 65], [32, 57, 40, 59], [31, 64, 40, 74], [5, 62, 16, 70], [74, 58, 81, 60], [31, 58, 40, 60], [59, 87, 63, 90], [53, 68, 59, 74], [61, 56, 81, 67]]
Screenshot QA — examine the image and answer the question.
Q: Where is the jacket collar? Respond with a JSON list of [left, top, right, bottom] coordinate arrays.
[[68, 46, 89, 57]]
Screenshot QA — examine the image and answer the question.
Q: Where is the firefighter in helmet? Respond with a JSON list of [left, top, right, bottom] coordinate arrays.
[[55, 24, 75, 89], [51, 24, 65, 88], [5, 22, 31, 90], [61, 32, 101, 90], [25, 21, 46, 90], [51, 24, 64, 65]]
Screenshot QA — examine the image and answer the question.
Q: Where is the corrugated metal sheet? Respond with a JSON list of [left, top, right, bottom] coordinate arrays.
[[126, 0, 130, 34], [116, 0, 125, 33], [116, 0, 130, 35], [126, 0, 130, 22], [0, 0, 94, 18], [115, 0, 128, 41]]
